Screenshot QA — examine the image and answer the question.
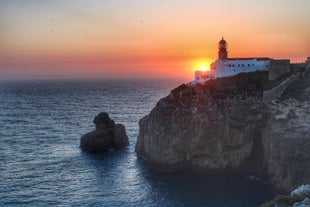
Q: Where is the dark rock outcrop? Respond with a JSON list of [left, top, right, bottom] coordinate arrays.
[[81, 112, 129, 152], [113, 124, 130, 147], [260, 185, 310, 207], [135, 66, 310, 193]]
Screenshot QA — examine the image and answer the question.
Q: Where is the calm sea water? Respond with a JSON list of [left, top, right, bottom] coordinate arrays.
[[0, 79, 274, 207]]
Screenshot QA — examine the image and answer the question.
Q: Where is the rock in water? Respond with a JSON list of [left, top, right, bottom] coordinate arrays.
[[291, 185, 310, 199], [93, 112, 115, 130], [80, 130, 113, 152], [80, 112, 129, 152], [259, 185, 310, 207], [113, 124, 130, 147], [136, 67, 310, 193]]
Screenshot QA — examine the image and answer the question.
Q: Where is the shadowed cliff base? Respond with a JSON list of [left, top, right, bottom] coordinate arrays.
[[136, 66, 310, 194]]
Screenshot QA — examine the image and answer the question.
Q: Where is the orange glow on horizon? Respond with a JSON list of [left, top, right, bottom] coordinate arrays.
[[1, 1, 309, 81], [192, 59, 212, 72]]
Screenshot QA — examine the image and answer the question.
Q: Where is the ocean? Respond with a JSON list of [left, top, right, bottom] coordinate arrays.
[[0, 79, 274, 207]]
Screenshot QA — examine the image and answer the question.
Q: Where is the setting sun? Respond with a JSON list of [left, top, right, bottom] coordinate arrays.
[[201, 65, 208, 72], [192, 59, 212, 73], [0, 0, 309, 81]]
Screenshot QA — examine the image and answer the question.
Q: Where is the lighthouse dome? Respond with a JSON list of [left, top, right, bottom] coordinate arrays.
[[219, 38, 226, 44], [218, 37, 227, 50]]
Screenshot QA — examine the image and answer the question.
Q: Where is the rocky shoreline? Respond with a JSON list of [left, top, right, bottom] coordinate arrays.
[[260, 184, 310, 207], [136, 64, 310, 194]]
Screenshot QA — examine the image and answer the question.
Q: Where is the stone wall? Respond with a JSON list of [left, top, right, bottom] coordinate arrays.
[[268, 59, 290, 80]]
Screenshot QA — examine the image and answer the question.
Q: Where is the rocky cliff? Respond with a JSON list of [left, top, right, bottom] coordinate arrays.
[[136, 66, 310, 193], [267, 67, 310, 193]]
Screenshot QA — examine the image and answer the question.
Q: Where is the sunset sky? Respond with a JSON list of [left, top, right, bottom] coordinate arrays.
[[1, 0, 309, 80]]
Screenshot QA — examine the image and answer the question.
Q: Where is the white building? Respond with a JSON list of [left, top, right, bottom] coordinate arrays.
[[194, 38, 271, 83]]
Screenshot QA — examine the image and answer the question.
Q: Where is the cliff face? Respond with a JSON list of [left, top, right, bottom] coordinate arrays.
[[267, 68, 310, 193], [136, 68, 310, 193]]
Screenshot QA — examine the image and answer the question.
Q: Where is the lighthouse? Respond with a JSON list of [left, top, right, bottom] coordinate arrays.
[[192, 38, 271, 84], [218, 37, 228, 60]]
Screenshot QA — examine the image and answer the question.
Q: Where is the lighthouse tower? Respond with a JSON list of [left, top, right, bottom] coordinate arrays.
[[218, 37, 228, 60]]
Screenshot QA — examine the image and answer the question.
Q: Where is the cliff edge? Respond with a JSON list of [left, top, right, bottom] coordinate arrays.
[[135, 66, 310, 193]]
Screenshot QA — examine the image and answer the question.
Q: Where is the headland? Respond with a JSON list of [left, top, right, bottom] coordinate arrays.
[[135, 38, 310, 194]]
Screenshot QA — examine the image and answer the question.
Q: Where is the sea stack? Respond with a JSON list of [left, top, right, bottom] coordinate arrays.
[[80, 112, 129, 152]]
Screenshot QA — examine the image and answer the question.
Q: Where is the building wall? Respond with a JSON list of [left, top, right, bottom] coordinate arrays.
[[268, 60, 290, 80], [211, 59, 270, 78]]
